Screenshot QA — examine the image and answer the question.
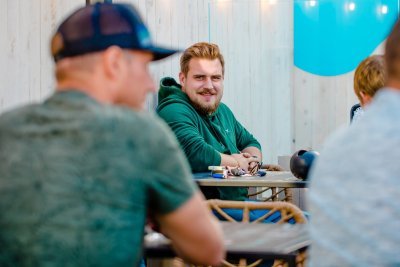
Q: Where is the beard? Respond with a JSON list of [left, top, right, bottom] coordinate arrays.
[[182, 85, 223, 115], [190, 98, 220, 115], [187, 88, 222, 115]]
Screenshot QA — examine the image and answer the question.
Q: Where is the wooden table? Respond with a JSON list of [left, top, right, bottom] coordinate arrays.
[[194, 171, 308, 188], [144, 222, 310, 267]]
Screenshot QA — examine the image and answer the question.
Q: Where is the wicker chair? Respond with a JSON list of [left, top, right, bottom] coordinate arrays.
[[207, 200, 307, 267], [247, 186, 293, 203], [248, 164, 293, 203]]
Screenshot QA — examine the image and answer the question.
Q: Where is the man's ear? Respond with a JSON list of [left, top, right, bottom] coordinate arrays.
[[179, 72, 186, 89], [102, 46, 125, 80]]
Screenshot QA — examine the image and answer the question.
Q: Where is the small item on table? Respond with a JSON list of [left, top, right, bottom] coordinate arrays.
[[208, 165, 266, 178], [257, 169, 267, 176], [208, 166, 228, 179], [228, 166, 246, 176], [249, 156, 262, 175]]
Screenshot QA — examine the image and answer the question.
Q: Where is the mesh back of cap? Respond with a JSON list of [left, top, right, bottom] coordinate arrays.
[[51, 3, 178, 62], [53, 3, 145, 60]]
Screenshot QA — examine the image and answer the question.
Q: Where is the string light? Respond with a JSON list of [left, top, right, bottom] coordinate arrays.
[[268, 0, 277, 5], [348, 2, 356, 11], [380, 4, 388, 14]]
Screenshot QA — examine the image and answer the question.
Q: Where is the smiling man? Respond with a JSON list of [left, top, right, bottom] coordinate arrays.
[[157, 42, 262, 201]]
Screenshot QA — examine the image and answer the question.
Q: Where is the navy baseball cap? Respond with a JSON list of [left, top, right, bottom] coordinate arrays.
[[51, 2, 179, 62]]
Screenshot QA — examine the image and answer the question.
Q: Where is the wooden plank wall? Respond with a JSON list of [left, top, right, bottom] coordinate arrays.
[[1, 0, 374, 164], [208, 0, 293, 163], [115, 0, 210, 110], [293, 43, 385, 152], [0, 0, 83, 113]]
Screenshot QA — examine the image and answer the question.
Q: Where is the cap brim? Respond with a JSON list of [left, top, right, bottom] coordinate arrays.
[[146, 46, 180, 61]]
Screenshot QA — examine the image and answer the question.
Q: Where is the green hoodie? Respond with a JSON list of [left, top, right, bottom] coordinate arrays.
[[157, 77, 262, 201]]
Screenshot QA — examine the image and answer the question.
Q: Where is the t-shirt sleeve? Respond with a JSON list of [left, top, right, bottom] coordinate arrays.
[[158, 104, 221, 172], [138, 116, 198, 215]]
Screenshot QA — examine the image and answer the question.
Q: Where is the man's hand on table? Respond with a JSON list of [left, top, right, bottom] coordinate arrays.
[[230, 153, 261, 175]]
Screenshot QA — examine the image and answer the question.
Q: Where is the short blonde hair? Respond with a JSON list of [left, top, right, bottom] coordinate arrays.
[[353, 55, 386, 102], [180, 42, 225, 76]]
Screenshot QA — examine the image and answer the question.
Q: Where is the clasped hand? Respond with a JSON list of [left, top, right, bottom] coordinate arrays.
[[231, 153, 260, 175]]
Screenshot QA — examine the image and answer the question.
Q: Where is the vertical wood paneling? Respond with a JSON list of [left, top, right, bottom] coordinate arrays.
[[1, 0, 379, 165], [209, 0, 293, 163], [4, 0, 25, 110], [294, 69, 354, 152], [120, 0, 210, 110], [0, 1, 9, 109], [40, 1, 83, 102], [0, 0, 82, 114], [293, 40, 386, 153], [259, 2, 274, 161], [3, 0, 43, 110], [0, 1, 11, 112], [268, 0, 293, 160]]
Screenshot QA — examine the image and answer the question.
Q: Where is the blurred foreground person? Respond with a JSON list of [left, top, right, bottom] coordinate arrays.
[[309, 20, 400, 266], [0, 3, 224, 267]]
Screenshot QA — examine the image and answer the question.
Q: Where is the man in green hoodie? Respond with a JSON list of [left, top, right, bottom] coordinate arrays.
[[157, 42, 262, 201]]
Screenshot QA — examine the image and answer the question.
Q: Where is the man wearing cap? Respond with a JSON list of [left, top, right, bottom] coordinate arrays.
[[0, 3, 224, 267]]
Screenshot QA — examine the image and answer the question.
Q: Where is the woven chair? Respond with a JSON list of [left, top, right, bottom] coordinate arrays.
[[247, 187, 293, 203], [248, 164, 293, 203], [207, 200, 307, 267]]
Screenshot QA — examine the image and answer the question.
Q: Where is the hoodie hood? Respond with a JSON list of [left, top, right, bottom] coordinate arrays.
[[157, 77, 193, 113]]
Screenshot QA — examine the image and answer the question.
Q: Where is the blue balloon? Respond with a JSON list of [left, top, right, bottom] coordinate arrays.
[[294, 0, 398, 76]]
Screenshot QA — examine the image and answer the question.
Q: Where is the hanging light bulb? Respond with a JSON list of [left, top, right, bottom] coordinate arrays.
[[348, 2, 356, 11], [269, 0, 277, 5], [380, 4, 388, 15], [345, 1, 356, 12]]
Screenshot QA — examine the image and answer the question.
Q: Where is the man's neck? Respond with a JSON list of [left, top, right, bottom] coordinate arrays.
[[56, 79, 113, 105], [386, 79, 400, 91]]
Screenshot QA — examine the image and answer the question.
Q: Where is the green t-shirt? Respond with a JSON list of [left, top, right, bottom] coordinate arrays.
[[0, 90, 196, 267], [157, 77, 262, 201]]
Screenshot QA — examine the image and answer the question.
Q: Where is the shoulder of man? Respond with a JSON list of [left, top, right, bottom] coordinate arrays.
[[215, 102, 238, 120], [157, 98, 199, 122], [0, 104, 40, 129], [217, 102, 232, 112], [157, 96, 192, 115], [106, 106, 173, 135]]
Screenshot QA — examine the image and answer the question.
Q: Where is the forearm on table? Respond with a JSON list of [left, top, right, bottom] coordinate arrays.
[[219, 153, 240, 167]]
